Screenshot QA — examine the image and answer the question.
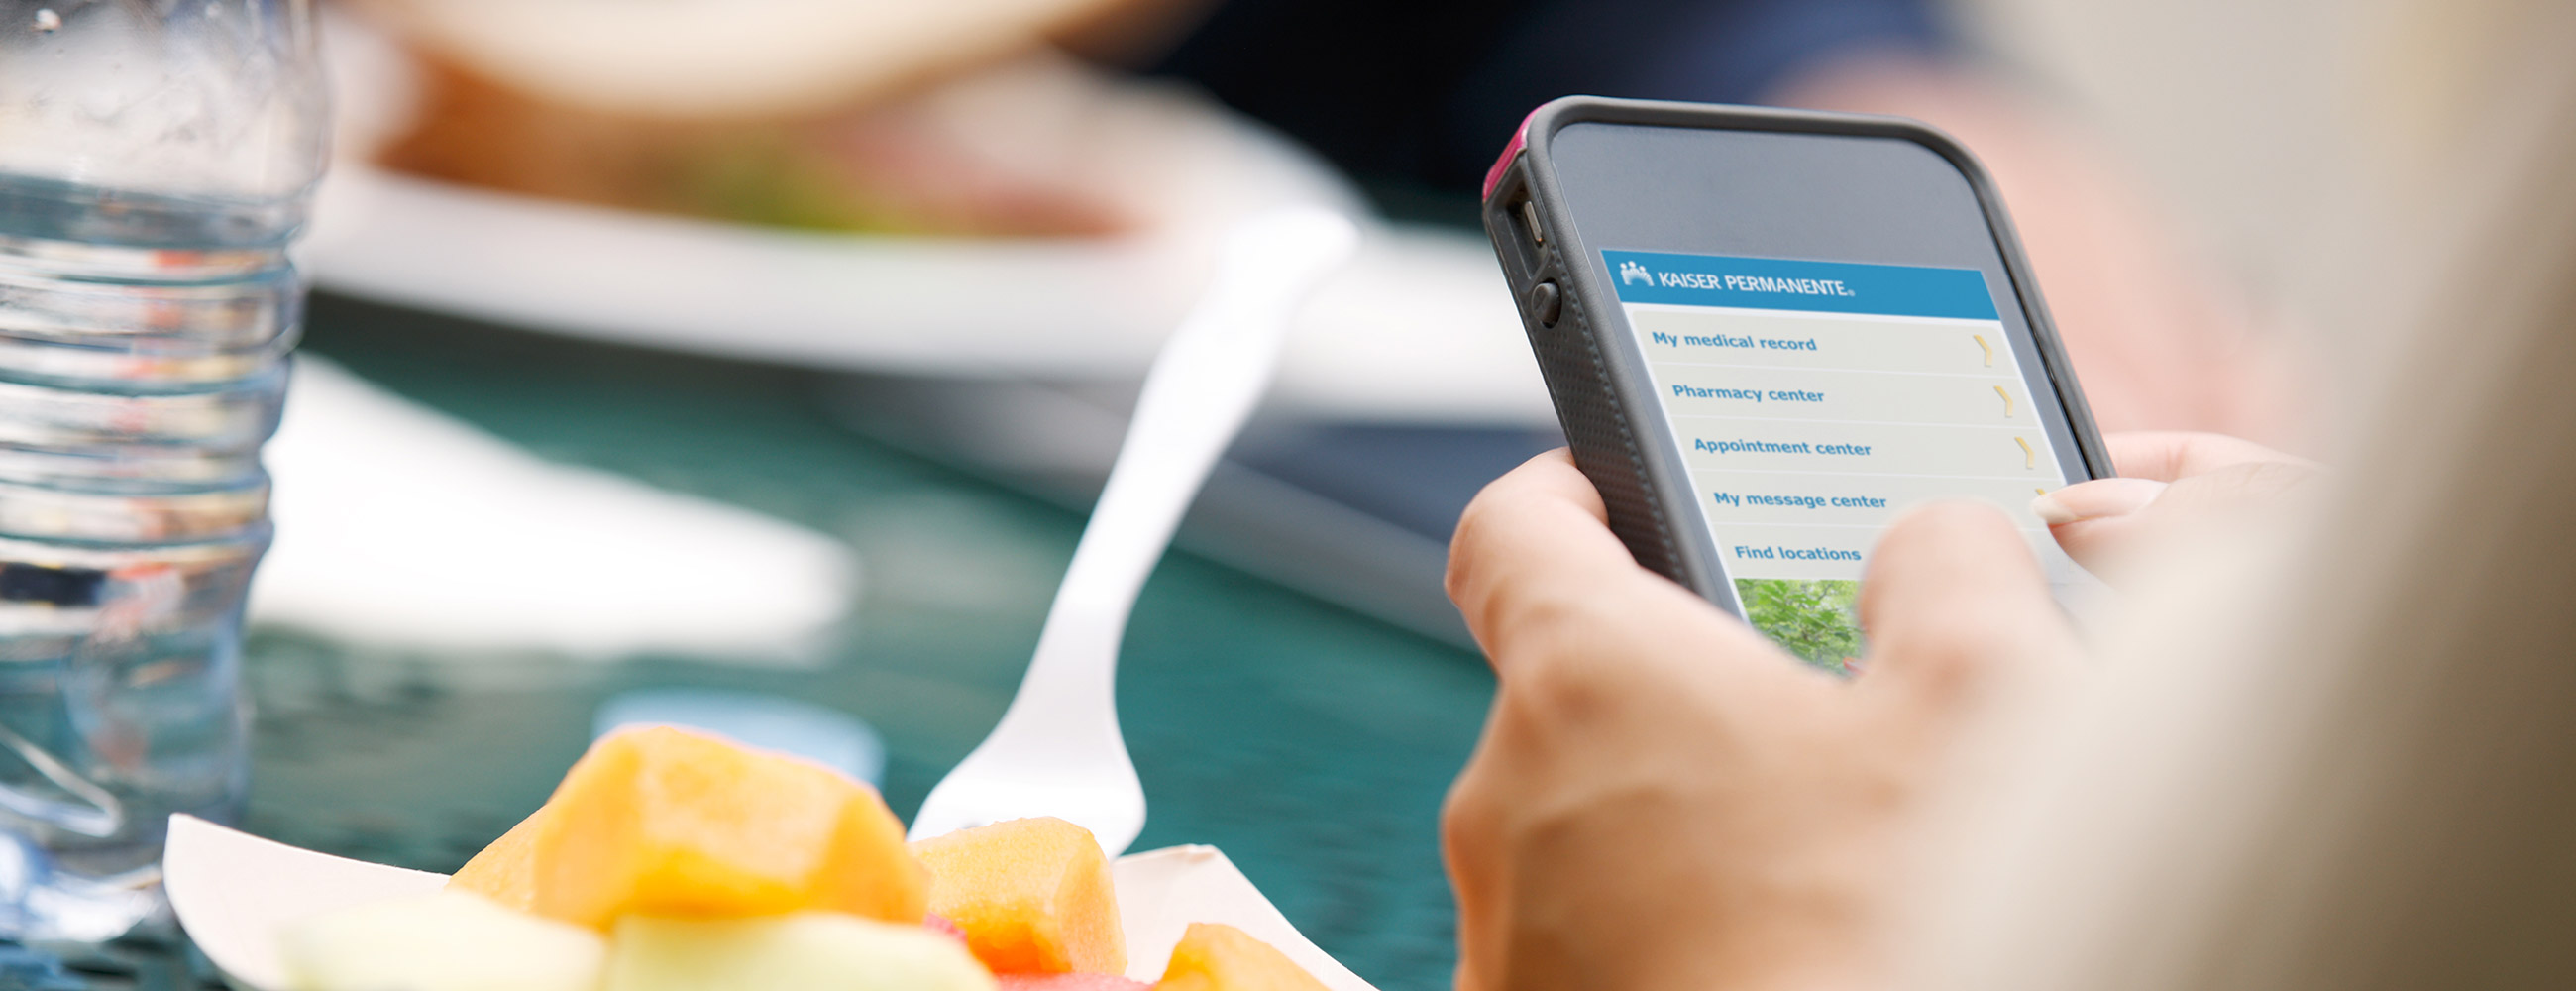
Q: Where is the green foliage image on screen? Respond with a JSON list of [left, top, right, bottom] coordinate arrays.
[[1736, 578, 1865, 673]]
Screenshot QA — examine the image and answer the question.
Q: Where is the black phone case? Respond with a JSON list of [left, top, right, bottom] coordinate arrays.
[[1480, 96, 2112, 610]]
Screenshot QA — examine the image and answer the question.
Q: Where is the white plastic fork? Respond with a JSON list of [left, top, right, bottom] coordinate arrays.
[[907, 207, 1361, 856]]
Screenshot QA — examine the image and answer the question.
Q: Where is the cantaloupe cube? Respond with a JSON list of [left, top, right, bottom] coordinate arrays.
[[448, 808, 543, 912], [607, 912, 996, 991], [1152, 924, 1328, 991], [532, 725, 927, 929], [911, 818, 1126, 974]]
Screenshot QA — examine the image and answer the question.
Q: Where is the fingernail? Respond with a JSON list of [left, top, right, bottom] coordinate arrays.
[[2031, 478, 2168, 525]]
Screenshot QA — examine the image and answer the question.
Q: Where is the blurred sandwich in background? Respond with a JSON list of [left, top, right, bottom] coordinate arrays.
[[340, 0, 1180, 236]]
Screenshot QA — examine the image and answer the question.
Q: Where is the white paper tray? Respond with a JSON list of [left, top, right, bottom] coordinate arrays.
[[163, 816, 1377, 991]]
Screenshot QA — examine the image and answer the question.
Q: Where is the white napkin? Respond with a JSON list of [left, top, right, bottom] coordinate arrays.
[[250, 358, 859, 660]]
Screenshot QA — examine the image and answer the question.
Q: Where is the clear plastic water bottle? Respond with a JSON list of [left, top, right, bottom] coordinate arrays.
[[0, 0, 325, 940]]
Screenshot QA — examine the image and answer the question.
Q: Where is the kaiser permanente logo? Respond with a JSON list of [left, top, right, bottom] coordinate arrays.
[[1657, 270, 1857, 297], [1605, 250, 2000, 321]]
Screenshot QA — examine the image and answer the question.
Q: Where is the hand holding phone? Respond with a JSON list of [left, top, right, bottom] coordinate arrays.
[[1482, 97, 2109, 670]]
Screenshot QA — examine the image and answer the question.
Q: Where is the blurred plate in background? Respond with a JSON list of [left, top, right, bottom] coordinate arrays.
[[302, 40, 1561, 645], [300, 82, 1551, 426]]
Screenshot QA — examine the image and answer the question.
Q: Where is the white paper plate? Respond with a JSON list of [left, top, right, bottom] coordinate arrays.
[[166, 816, 1378, 991], [299, 80, 1551, 425]]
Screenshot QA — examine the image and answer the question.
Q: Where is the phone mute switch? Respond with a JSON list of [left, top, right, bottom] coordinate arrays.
[[1527, 280, 1563, 328]]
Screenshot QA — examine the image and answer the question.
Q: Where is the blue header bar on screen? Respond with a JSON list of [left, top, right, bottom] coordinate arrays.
[[1602, 250, 1999, 320]]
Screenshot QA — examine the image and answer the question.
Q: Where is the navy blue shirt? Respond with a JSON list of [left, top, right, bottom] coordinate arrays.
[[1150, 0, 1950, 196]]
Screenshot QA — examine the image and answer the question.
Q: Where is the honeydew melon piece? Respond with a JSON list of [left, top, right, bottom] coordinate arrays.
[[278, 891, 605, 991], [607, 912, 998, 991]]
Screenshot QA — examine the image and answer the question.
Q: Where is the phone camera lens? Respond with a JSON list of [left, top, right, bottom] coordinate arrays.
[[1528, 280, 1563, 328]]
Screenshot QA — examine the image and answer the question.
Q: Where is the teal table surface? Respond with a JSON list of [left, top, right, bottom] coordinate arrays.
[[222, 295, 1493, 991]]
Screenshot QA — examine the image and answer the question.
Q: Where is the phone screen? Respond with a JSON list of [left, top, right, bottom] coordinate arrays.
[[1602, 247, 2088, 670]]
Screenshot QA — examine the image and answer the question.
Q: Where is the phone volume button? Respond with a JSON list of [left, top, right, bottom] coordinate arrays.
[[1527, 280, 1563, 329]]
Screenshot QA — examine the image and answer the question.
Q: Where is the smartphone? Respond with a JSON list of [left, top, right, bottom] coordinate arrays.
[[1481, 96, 2109, 671]]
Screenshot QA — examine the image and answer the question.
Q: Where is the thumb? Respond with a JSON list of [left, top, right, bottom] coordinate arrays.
[[1855, 502, 2076, 721], [2038, 461, 2320, 578]]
